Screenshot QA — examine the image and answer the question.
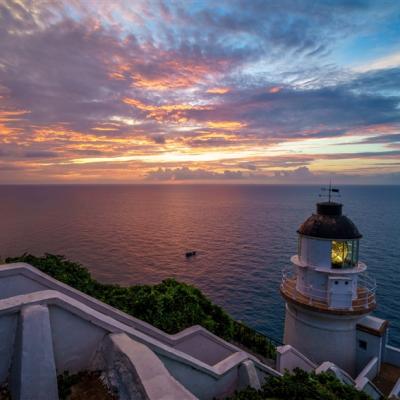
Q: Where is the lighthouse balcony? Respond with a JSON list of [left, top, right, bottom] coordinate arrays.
[[280, 267, 376, 314]]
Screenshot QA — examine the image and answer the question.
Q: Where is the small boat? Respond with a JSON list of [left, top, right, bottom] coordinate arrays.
[[185, 251, 197, 258]]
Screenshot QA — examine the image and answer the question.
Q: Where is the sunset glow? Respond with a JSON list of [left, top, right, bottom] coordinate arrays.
[[1, 1, 400, 183]]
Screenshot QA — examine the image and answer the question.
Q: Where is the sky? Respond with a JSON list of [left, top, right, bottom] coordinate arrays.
[[1, 0, 400, 184]]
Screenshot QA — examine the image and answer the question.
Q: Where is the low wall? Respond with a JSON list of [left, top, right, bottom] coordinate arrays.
[[95, 333, 197, 400], [389, 378, 400, 398], [0, 286, 278, 399], [0, 264, 238, 366], [385, 345, 400, 367], [355, 377, 382, 400], [315, 362, 355, 386], [355, 356, 379, 382], [276, 345, 316, 373], [0, 313, 17, 383]]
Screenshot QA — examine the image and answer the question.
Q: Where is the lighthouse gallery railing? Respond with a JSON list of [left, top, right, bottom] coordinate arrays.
[[281, 267, 376, 312]]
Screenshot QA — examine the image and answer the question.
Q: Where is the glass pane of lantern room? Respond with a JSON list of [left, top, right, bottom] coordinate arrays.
[[344, 240, 354, 268], [331, 241, 348, 268]]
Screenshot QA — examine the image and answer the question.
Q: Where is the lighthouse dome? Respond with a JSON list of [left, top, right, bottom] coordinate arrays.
[[297, 202, 362, 240]]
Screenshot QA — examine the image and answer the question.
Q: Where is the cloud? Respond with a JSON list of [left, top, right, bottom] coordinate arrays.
[[354, 51, 400, 73], [151, 135, 166, 144], [145, 165, 400, 185], [23, 150, 59, 158], [274, 166, 314, 179], [146, 167, 245, 181], [0, 1, 400, 183]]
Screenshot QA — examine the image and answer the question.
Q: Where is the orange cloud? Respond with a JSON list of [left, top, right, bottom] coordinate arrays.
[[91, 126, 119, 131], [108, 56, 214, 91], [269, 86, 281, 94], [206, 87, 230, 94], [130, 73, 199, 91], [123, 97, 212, 122], [0, 109, 30, 123], [0, 109, 30, 139], [207, 121, 246, 130]]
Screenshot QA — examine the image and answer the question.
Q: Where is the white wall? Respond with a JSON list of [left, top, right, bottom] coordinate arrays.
[[385, 345, 400, 367], [0, 313, 17, 383], [49, 306, 107, 373], [276, 345, 316, 373], [283, 302, 363, 376], [0, 275, 46, 300], [0, 264, 239, 368], [0, 265, 281, 399], [173, 332, 233, 366], [300, 237, 331, 268], [356, 329, 384, 375]]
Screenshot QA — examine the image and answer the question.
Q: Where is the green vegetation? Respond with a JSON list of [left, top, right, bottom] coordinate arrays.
[[6, 253, 276, 359], [227, 368, 373, 400]]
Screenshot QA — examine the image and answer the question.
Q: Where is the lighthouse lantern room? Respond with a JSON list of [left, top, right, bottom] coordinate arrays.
[[281, 190, 378, 376]]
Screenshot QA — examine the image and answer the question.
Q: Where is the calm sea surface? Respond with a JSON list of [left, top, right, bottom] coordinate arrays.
[[0, 185, 399, 346]]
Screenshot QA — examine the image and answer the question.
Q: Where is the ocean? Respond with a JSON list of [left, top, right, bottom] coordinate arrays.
[[1, 184, 399, 347]]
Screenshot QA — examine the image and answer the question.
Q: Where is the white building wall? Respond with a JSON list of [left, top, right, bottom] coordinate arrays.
[[284, 302, 363, 376], [355, 330, 384, 375]]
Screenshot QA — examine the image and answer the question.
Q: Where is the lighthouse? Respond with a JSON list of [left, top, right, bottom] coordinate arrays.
[[280, 192, 377, 376]]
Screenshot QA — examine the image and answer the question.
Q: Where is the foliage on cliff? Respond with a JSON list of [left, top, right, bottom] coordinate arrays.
[[227, 368, 373, 400], [6, 253, 276, 359]]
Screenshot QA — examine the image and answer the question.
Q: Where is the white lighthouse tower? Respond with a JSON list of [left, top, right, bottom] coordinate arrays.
[[280, 192, 377, 376]]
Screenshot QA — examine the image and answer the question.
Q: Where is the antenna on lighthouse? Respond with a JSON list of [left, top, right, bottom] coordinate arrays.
[[319, 181, 340, 202]]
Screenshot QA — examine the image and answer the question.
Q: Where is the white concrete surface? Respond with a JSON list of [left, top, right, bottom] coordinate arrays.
[[1, 262, 388, 399], [95, 333, 197, 400], [389, 377, 400, 398], [284, 302, 362, 376], [0, 263, 280, 399], [0, 313, 17, 383], [238, 360, 261, 391], [0, 263, 245, 366], [355, 377, 382, 400], [316, 361, 355, 386], [385, 345, 400, 367], [11, 304, 58, 400], [276, 344, 316, 373], [355, 357, 379, 382], [50, 305, 107, 373], [356, 315, 387, 374]]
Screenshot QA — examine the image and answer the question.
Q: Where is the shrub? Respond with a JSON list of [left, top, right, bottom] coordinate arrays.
[[226, 368, 374, 400]]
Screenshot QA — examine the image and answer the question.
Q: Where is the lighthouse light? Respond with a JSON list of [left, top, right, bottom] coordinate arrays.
[[331, 240, 359, 268], [331, 241, 348, 267]]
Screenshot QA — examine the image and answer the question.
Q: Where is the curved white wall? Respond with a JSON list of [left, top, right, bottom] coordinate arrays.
[[283, 302, 366, 376]]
